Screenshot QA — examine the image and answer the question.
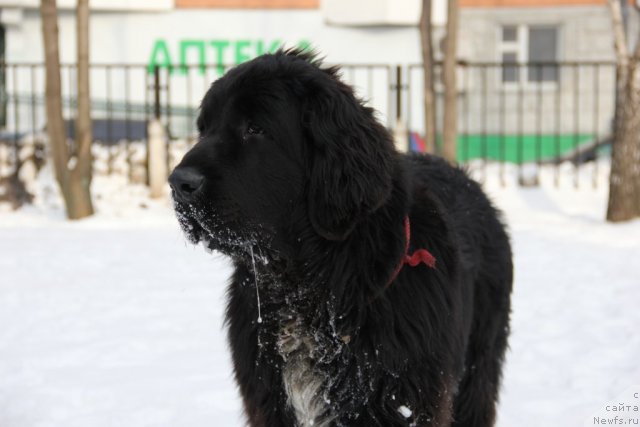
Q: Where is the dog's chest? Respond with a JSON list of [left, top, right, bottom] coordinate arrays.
[[277, 315, 334, 427]]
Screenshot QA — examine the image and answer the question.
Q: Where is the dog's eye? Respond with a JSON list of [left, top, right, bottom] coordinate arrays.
[[245, 123, 264, 137]]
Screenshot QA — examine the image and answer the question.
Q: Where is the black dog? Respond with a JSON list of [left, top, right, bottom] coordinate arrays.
[[169, 50, 512, 427]]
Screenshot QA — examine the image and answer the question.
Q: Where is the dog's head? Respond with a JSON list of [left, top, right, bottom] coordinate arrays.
[[169, 50, 396, 260]]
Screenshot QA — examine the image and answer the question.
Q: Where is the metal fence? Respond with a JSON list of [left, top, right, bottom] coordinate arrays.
[[0, 60, 617, 189], [403, 61, 616, 187]]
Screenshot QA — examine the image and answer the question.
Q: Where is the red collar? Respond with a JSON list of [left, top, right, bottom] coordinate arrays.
[[386, 216, 436, 288]]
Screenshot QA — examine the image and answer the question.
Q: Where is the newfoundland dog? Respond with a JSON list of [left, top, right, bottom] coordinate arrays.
[[169, 49, 512, 427]]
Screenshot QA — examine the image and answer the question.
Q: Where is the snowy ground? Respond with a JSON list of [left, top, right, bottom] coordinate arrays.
[[0, 163, 639, 427]]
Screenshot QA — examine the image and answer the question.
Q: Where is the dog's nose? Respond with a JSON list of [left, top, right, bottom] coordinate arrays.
[[169, 167, 205, 202]]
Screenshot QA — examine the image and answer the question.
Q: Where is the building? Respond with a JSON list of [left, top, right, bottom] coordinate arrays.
[[0, 0, 634, 161]]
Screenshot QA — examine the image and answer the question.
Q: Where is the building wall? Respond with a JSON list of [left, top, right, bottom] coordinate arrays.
[[460, 0, 608, 6], [175, 0, 319, 8], [3, 8, 422, 65], [441, 4, 620, 138], [458, 4, 616, 62], [0, 1, 629, 146], [1, 7, 420, 133]]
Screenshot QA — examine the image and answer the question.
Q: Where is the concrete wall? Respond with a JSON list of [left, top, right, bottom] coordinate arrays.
[[401, 5, 622, 138], [458, 4, 617, 62]]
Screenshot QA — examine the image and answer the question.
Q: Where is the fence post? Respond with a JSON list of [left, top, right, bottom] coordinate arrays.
[[153, 65, 161, 120], [148, 118, 167, 199], [393, 65, 409, 152]]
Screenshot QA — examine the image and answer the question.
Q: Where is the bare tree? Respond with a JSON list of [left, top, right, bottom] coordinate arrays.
[[75, 0, 94, 216], [606, 0, 640, 222], [420, 0, 437, 154], [41, 0, 94, 219], [441, 0, 458, 164]]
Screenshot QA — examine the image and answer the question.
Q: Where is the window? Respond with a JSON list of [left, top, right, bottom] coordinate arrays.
[[528, 27, 558, 82], [499, 25, 559, 84], [502, 52, 519, 83]]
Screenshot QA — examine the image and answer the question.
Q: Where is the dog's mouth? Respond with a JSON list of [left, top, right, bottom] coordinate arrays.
[[172, 198, 273, 262]]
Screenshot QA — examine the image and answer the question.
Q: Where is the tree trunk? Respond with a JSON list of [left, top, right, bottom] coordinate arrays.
[[73, 0, 94, 219], [442, 0, 459, 164], [606, 0, 640, 222], [606, 60, 640, 221], [420, 0, 437, 154], [41, 0, 93, 219], [41, 0, 70, 203]]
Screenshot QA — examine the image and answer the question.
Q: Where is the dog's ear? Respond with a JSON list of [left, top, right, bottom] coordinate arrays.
[[304, 74, 395, 241]]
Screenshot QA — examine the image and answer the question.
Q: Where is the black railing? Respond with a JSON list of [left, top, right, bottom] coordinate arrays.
[[0, 60, 617, 189], [404, 61, 616, 187]]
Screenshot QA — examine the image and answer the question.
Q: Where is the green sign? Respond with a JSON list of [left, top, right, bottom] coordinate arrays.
[[148, 38, 311, 75]]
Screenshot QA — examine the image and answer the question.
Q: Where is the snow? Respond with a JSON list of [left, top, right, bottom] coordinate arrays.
[[248, 247, 263, 325], [398, 405, 413, 418], [1, 162, 639, 427], [480, 165, 640, 427]]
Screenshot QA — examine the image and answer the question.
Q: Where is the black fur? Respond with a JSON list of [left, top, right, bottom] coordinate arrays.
[[169, 49, 512, 427]]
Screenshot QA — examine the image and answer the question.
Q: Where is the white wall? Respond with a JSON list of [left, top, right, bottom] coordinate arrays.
[[2, 7, 425, 134], [0, 0, 173, 11], [322, 0, 447, 26], [5, 8, 422, 65]]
